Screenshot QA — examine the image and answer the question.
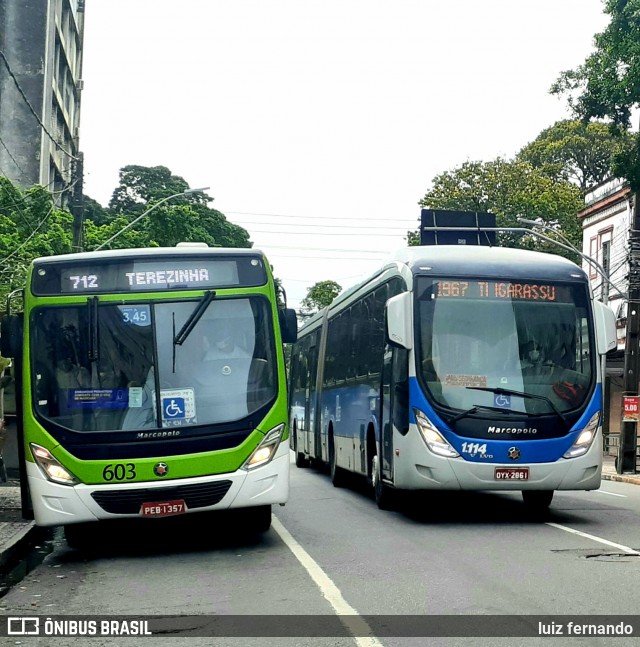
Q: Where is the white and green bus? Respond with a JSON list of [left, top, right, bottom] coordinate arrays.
[[1, 244, 297, 545]]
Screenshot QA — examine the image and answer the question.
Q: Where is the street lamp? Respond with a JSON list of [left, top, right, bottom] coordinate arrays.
[[94, 186, 210, 251]]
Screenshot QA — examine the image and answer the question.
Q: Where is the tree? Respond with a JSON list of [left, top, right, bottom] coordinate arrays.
[[551, 0, 640, 191], [517, 119, 629, 191], [85, 165, 252, 250], [0, 178, 73, 302], [411, 158, 584, 257], [300, 280, 342, 316]]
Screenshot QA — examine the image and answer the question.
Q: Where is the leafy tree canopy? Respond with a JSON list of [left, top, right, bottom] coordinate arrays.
[[411, 158, 584, 258], [85, 165, 252, 250], [516, 119, 629, 191], [300, 280, 342, 317], [551, 0, 640, 191], [0, 178, 73, 302]]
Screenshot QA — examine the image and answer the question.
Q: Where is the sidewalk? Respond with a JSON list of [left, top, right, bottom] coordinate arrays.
[[0, 459, 639, 569], [0, 477, 36, 570]]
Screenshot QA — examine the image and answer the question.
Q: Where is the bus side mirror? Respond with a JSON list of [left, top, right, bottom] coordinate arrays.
[[594, 300, 616, 355], [0, 314, 23, 359], [280, 308, 298, 344], [386, 292, 412, 349]]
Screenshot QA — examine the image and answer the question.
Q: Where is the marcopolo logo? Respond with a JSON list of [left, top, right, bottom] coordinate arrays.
[[487, 426, 537, 435]]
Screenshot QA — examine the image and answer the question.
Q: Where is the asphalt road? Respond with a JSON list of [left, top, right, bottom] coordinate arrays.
[[1, 453, 639, 646]]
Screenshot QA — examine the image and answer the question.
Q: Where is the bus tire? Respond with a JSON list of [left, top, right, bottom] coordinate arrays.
[[64, 523, 96, 550], [329, 435, 347, 487], [372, 454, 396, 510], [293, 432, 309, 468], [240, 505, 272, 534], [521, 490, 554, 510]]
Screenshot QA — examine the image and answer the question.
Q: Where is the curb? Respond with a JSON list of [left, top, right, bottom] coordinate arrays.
[[602, 473, 640, 486], [0, 520, 37, 569]]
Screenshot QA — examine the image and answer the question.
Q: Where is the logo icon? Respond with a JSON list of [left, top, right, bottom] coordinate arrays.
[[508, 447, 521, 460], [154, 462, 169, 477], [8, 618, 40, 635]]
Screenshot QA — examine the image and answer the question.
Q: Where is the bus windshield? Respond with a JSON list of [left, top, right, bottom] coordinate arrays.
[[31, 296, 277, 432], [415, 277, 594, 415]]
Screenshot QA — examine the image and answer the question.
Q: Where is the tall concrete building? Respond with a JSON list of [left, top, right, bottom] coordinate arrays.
[[0, 0, 85, 208]]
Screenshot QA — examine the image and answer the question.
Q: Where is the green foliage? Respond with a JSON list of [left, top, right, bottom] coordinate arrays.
[[87, 164, 252, 251], [0, 179, 73, 303], [300, 280, 342, 316], [412, 158, 584, 258], [517, 119, 629, 191], [551, 0, 640, 191]]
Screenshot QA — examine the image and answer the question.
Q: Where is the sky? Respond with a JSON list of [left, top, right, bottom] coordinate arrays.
[[80, 0, 609, 310]]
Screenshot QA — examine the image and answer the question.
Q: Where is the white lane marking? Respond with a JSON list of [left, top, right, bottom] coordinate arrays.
[[546, 522, 640, 555], [272, 515, 384, 647], [595, 489, 627, 498]]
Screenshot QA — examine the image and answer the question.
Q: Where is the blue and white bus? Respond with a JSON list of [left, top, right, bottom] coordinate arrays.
[[289, 245, 617, 510]]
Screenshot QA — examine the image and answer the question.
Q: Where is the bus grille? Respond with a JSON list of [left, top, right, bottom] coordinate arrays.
[[90, 481, 233, 514]]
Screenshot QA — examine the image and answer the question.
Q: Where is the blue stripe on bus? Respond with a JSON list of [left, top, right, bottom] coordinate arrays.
[[408, 377, 602, 464]]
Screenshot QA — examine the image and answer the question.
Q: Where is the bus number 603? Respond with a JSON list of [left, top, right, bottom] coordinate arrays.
[[102, 463, 136, 481]]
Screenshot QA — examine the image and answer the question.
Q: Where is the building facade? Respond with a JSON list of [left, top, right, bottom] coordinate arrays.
[[578, 177, 632, 444], [0, 0, 85, 206]]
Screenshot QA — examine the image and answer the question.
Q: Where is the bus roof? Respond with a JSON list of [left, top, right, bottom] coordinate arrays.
[[32, 246, 266, 266], [392, 245, 585, 280]]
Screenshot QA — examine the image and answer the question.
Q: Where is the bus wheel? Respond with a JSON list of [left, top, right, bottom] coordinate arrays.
[[522, 490, 554, 510], [329, 436, 347, 487], [372, 454, 396, 511], [293, 433, 309, 468], [64, 523, 96, 550], [240, 505, 272, 534]]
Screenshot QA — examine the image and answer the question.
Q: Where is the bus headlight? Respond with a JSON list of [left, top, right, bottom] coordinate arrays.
[[414, 409, 460, 458], [242, 424, 285, 470], [563, 411, 600, 459], [30, 444, 79, 486]]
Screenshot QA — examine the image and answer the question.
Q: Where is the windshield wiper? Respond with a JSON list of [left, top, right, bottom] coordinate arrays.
[[450, 404, 523, 425], [173, 290, 216, 346], [465, 386, 570, 429]]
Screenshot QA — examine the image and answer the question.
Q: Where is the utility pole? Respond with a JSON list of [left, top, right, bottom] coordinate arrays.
[[620, 191, 640, 474], [70, 152, 84, 252]]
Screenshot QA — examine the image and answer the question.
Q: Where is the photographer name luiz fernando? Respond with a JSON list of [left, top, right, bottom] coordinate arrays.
[[538, 621, 633, 636]]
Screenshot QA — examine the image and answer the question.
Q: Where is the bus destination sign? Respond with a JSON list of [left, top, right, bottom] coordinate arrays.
[[32, 256, 268, 295], [434, 279, 571, 302]]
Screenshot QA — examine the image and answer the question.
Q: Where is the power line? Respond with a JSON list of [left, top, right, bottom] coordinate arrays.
[[224, 210, 419, 224], [247, 228, 409, 237]]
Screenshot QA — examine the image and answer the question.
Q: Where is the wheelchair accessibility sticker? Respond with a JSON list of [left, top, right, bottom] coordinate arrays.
[[160, 389, 196, 425], [494, 393, 511, 408]]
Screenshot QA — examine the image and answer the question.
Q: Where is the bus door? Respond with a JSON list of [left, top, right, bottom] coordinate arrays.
[[380, 348, 394, 479], [304, 338, 319, 460], [380, 345, 409, 481]]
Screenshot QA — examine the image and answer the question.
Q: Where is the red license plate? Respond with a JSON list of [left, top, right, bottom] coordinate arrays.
[[494, 468, 529, 481], [140, 500, 187, 517]]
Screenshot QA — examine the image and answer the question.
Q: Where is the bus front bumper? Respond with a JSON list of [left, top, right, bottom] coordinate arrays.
[[394, 428, 603, 492], [27, 442, 290, 527]]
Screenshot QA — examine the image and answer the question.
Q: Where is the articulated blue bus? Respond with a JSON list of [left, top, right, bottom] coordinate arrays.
[[289, 245, 617, 510]]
